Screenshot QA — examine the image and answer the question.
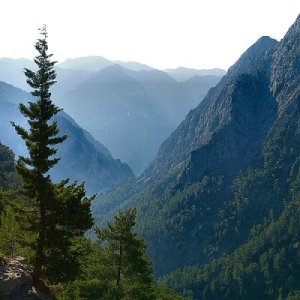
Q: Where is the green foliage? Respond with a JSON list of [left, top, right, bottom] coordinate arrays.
[[54, 279, 107, 300], [53, 224, 184, 300], [286, 291, 300, 300], [0, 143, 20, 191], [0, 143, 15, 189], [42, 181, 94, 283], [11, 25, 65, 280], [10, 26, 93, 283], [95, 208, 155, 299], [162, 194, 300, 299], [0, 206, 21, 257]]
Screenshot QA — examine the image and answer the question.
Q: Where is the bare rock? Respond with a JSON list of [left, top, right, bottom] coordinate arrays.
[[0, 258, 52, 300]]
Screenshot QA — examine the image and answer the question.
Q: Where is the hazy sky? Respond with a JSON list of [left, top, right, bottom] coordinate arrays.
[[1, 0, 299, 70]]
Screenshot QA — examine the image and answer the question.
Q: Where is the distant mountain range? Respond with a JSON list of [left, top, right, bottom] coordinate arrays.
[[57, 56, 153, 72], [0, 80, 133, 194], [165, 67, 226, 82], [0, 56, 224, 174], [56, 64, 206, 174], [93, 15, 300, 299]]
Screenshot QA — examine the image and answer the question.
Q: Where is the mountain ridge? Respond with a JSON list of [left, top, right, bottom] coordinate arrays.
[[93, 15, 300, 287], [0, 80, 133, 194]]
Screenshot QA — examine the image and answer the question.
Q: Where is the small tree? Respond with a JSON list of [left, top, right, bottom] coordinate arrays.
[[12, 25, 93, 283], [0, 206, 21, 258], [96, 208, 154, 299], [0, 143, 18, 190]]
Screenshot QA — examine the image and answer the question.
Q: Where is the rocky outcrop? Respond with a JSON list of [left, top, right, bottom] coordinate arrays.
[[0, 258, 52, 300], [144, 35, 278, 179]]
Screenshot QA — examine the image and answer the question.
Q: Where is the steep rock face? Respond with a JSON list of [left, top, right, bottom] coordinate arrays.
[[270, 15, 300, 110], [225, 36, 278, 81], [145, 36, 278, 178], [0, 81, 133, 194], [94, 16, 300, 277], [0, 258, 51, 300], [184, 71, 277, 185]]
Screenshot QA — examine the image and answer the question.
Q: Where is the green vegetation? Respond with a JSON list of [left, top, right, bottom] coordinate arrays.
[[162, 194, 300, 299], [92, 16, 300, 299], [95, 209, 154, 299], [0, 27, 183, 299], [10, 25, 93, 283], [53, 210, 185, 299]]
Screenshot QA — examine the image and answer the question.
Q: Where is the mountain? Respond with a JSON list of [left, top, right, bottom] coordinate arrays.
[[57, 56, 153, 72], [0, 57, 94, 96], [114, 60, 153, 71], [165, 67, 226, 82], [52, 67, 94, 101], [180, 74, 223, 103], [0, 80, 133, 194], [92, 14, 300, 298], [54, 64, 199, 174], [0, 58, 35, 91], [57, 56, 112, 71], [0, 58, 222, 174]]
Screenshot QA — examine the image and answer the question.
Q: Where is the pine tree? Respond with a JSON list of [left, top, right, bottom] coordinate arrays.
[[0, 143, 17, 189], [12, 25, 93, 283], [96, 208, 154, 299]]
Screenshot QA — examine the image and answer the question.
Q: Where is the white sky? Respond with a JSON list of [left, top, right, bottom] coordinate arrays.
[[0, 0, 299, 70]]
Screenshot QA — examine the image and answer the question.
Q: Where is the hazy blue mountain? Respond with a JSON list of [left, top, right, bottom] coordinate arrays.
[[52, 67, 94, 100], [0, 57, 94, 97], [0, 58, 35, 91], [0, 57, 230, 174], [93, 15, 299, 292], [180, 74, 223, 103], [57, 56, 112, 71], [54, 64, 199, 174], [165, 67, 226, 82], [114, 60, 153, 71], [57, 56, 153, 72], [0, 80, 133, 194]]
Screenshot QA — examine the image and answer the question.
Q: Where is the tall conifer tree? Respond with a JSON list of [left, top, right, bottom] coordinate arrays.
[[12, 25, 93, 283]]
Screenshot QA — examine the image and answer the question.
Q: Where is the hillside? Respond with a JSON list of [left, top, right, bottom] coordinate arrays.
[[162, 194, 300, 299], [93, 15, 300, 297], [0, 81, 133, 194]]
